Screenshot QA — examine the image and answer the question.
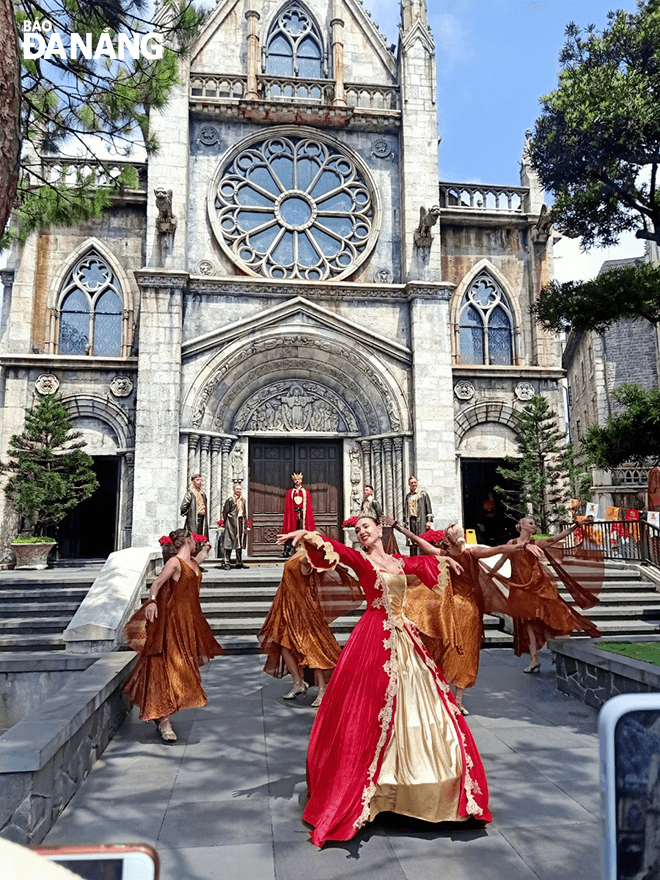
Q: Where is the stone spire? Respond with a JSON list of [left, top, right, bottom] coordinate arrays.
[[401, 0, 428, 32]]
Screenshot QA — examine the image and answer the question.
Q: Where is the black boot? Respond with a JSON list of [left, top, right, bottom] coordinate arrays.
[[281, 540, 293, 559], [224, 551, 232, 571], [236, 549, 247, 569]]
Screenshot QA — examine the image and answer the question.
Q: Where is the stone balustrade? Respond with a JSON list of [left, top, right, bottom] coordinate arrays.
[[190, 73, 400, 112], [24, 157, 147, 191], [439, 182, 528, 213]]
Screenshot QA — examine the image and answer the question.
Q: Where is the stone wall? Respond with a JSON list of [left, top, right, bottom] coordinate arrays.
[[0, 653, 136, 844], [550, 637, 660, 710]]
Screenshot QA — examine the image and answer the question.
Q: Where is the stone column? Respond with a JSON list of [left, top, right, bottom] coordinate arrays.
[[187, 433, 199, 480], [383, 438, 394, 515], [360, 439, 372, 489], [245, 3, 260, 101], [211, 438, 222, 519], [200, 436, 211, 525], [222, 438, 232, 502], [393, 437, 404, 521], [122, 451, 135, 549], [331, 0, 346, 106], [408, 285, 460, 525], [372, 439, 383, 509]]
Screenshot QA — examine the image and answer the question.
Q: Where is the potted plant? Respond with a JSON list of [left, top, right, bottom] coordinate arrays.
[[1, 395, 98, 569]]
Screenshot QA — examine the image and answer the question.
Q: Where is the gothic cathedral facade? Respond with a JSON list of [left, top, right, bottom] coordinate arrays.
[[0, 0, 563, 560]]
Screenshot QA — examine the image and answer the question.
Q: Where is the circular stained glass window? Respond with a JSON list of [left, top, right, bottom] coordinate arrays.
[[209, 130, 379, 281]]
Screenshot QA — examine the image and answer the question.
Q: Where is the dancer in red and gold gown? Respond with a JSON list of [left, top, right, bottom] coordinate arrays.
[[124, 529, 223, 742], [259, 550, 362, 706], [277, 516, 491, 848]]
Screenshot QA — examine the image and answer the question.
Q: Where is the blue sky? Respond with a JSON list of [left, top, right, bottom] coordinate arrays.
[[363, 0, 645, 279]]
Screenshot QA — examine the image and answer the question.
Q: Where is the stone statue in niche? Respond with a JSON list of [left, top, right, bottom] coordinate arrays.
[[414, 205, 440, 248], [231, 443, 244, 482], [154, 187, 177, 235]]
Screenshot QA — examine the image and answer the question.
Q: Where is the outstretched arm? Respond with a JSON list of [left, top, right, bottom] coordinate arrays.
[[534, 523, 579, 549], [382, 515, 442, 556]]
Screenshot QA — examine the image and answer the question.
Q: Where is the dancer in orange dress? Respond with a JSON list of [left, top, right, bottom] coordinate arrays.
[[259, 550, 362, 706], [384, 517, 518, 714], [488, 516, 600, 673], [124, 529, 223, 742]]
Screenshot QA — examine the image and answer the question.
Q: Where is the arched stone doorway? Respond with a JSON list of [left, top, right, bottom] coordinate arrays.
[[181, 315, 411, 556]]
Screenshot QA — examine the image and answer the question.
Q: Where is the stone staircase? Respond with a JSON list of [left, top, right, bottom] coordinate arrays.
[[0, 564, 101, 651], [0, 557, 659, 653], [559, 559, 660, 638], [156, 561, 513, 653]]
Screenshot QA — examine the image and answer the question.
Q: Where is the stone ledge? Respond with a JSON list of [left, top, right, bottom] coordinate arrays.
[[550, 636, 660, 710], [0, 652, 137, 844]]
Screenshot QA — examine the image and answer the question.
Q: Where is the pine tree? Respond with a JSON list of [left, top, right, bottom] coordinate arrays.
[[495, 395, 568, 534], [0, 395, 98, 537]]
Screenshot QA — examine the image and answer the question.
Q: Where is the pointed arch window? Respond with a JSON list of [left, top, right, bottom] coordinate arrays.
[[459, 273, 514, 365], [265, 3, 324, 79], [58, 252, 123, 356]]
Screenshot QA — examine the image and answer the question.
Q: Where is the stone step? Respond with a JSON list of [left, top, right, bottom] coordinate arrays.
[[565, 591, 660, 605], [0, 633, 64, 650], [0, 602, 80, 615], [0, 589, 89, 602], [0, 616, 72, 633]]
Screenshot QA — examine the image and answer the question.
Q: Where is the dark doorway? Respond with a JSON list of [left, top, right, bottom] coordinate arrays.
[[461, 458, 517, 546], [57, 456, 120, 559], [249, 440, 342, 556]]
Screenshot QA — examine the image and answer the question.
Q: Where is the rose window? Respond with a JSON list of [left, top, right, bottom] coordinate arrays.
[[210, 133, 378, 281]]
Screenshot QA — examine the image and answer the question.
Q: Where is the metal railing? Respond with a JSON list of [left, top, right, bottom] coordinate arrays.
[[563, 519, 660, 569]]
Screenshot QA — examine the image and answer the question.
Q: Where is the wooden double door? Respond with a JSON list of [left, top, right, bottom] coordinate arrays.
[[249, 440, 342, 557]]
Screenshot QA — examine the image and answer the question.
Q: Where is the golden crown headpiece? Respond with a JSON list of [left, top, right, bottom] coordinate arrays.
[[291, 472, 304, 481]]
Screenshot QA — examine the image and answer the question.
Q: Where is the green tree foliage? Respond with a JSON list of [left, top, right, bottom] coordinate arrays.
[[533, 262, 660, 333], [562, 441, 593, 503], [529, 1, 660, 250], [0, 0, 204, 248], [583, 384, 660, 468], [0, 395, 99, 536], [496, 396, 570, 533]]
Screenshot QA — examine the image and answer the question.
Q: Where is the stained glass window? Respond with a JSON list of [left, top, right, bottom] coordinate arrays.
[[58, 252, 123, 356], [265, 3, 324, 79], [459, 274, 513, 365], [212, 133, 377, 281]]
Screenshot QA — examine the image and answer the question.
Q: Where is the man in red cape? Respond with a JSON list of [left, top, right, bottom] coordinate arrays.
[[281, 472, 315, 558]]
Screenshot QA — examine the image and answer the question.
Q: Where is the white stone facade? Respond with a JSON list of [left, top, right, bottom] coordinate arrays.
[[0, 0, 563, 560]]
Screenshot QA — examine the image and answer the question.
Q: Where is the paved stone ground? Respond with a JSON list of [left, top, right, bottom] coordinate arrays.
[[44, 648, 602, 880]]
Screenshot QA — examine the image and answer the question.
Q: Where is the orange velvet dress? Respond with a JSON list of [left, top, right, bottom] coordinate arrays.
[[502, 540, 600, 656], [259, 554, 362, 677], [406, 549, 485, 690], [123, 559, 223, 721]]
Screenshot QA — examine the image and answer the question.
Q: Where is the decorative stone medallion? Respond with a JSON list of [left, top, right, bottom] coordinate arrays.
[[199, 126, 219, 146], [514, 381, 535, 401], [374, 268, 393, 284], [35, 374, 60, 396], [197, 260, 215, 276], [454, 380, 475, 401], [372, 139, 392, 159], [110, 375, 134, 398]]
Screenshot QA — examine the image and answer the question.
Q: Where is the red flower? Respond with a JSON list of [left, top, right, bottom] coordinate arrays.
[[342, 516, 359, 528], [247, 520, 252, 528], [216, 519, 224, 527], [419, 529, 446, 546], [192, 533, 208, 544], [158, 536, 173, 545]]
